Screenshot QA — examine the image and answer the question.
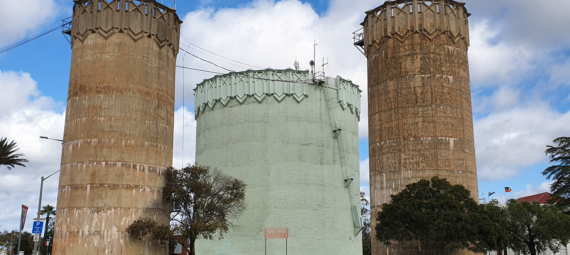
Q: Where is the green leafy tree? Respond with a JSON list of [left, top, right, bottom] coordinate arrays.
[[361, 191, 371, 255], [127, 164, 247, 255], [40, 205, 56, 254], [0, 230, 33, 254], [503, 199, 570, 255], [375, 177, 489, 255], [0, 137, 28, 170], [543, 137, 570, 213], [474, 200, 510, 254]]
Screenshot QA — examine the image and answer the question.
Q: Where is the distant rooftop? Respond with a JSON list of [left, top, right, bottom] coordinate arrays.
[[516, 192, 552, 204]]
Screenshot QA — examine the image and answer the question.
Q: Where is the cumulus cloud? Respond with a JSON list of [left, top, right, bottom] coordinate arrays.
[[0, 71, 65, 232], [468, 21, 535, 88], [360, 158, 369, 185], [172, 107, 198, 169], [511, 181, 553, 200], [176, 0, 372, 138], [0, 0, 60, 46], [474, 104, 570, 182]]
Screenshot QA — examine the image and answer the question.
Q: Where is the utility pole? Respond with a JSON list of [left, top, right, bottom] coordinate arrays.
[[31, 170, 59, 255], [32, 177, 44, 255]]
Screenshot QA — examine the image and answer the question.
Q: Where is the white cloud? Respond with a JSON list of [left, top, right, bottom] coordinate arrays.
[[468, 21, 535, 88], [474, 104, 570, 181], [0, 71, 64, 232], [511, 181, 553, 200], [0, 0, 60, 46], [177, 0, 371, 138], [550, 59, 570, 87], [172, 107, 197, 169], [360, 158, 369, 185]]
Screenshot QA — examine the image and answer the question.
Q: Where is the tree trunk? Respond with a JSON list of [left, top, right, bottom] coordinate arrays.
[[189, 237, 195, 255], [528, 242, 537, 255]]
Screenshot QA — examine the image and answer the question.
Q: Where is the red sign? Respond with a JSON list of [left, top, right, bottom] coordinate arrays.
[[264, 228, 289, 239], [21, 205, 28, 231]]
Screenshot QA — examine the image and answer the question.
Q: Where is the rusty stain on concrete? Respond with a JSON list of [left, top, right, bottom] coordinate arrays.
[[360, 0, 479, 254], [53, 0, 182, 254]]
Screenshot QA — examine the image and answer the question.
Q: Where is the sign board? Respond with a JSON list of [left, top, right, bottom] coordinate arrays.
[[20, 205, 28, 231], [32, 221, 44, 234], [173, 243, 183, 254], [33, 218, 46, 221], [33, 234, 40, 242], [264, 228, 289, 239]]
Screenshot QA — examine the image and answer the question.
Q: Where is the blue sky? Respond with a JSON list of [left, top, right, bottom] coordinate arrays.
[[1, 0, 570, 233]]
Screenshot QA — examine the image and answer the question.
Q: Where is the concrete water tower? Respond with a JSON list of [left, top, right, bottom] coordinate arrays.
[[194, 69, 363, 254], [357, 0, 478, 254], [53, 0, 182, 254]]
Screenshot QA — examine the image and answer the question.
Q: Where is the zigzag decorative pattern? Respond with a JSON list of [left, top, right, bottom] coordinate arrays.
[[70, 0, 182, 55], [362, 0, 470, 53], [336, 76, 362, 120], [194, 69, 362, 120]]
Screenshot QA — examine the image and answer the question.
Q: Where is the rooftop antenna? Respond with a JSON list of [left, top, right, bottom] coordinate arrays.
[[312, 39, 317, 74], [322, 57, 329, 77], [294, 56, 300, 70]]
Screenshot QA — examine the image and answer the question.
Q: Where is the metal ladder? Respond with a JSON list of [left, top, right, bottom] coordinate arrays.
[[317, 79, 363, 235]]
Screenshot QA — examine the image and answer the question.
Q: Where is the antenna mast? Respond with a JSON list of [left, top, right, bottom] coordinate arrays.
[[322, 57, 329, 77], [313, 39, 317, 74]]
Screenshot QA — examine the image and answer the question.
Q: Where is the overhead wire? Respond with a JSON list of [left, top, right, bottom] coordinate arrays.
[[0, 21, 69, 55], [183, 42, 263, 69], [179, 48, 235, 73], [181, 43, 191, 169], [178, 48, 314, 84], [180, 42, 252, 70]]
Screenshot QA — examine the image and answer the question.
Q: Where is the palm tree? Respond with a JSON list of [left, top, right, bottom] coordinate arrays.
[[0, 137, 28, 170], [40, 205, 56, 235]]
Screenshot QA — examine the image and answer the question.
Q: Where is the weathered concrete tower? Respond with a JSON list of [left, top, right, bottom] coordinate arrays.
[[359, 0, 478, 254], [53, 0, 181, 254]]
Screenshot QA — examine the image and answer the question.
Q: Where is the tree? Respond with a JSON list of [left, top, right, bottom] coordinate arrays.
[[503, 199, 570, 255], [126, 164, 247, 255], [0, 230, 33, 254], [0, 137, 28, 170], [375, 177, 483, 255], [543, 137, 570, 213], [40, 204, 56, 254], [473, 200, 510, 254], [361, 191, 371, 255]]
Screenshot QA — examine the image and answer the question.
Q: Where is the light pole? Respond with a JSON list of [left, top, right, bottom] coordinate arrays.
[[35, 135, 63, 255], [39, 136, 63, 143], [31, 170, 60, 255]]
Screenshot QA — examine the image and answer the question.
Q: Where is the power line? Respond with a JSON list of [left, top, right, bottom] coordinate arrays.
[[176, 65, 225, 74], [181, 43, 191, 169], [180, 48, 235, 73], [178, 49, 314, 84], [180, 42, 251, 70], [0, 20, 70, 55], [175, 64, 314, 85], [184, 42, 263, 69]]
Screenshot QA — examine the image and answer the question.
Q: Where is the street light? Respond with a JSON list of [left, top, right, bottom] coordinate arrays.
[[30, 170, 60, 255], [39, 136, 63, 142]]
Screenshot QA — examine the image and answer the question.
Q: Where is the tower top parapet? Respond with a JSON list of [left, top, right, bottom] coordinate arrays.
[[361, 0, 470, 53], [70, 0, 182, 55]]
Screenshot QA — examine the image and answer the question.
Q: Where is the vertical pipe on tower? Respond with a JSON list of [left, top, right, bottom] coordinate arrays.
[[53, 1, 182, 254], [361, 0, 478, 254]]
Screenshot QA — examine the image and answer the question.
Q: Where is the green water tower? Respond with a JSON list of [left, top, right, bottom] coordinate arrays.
[[194, 68, 363, 254]]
